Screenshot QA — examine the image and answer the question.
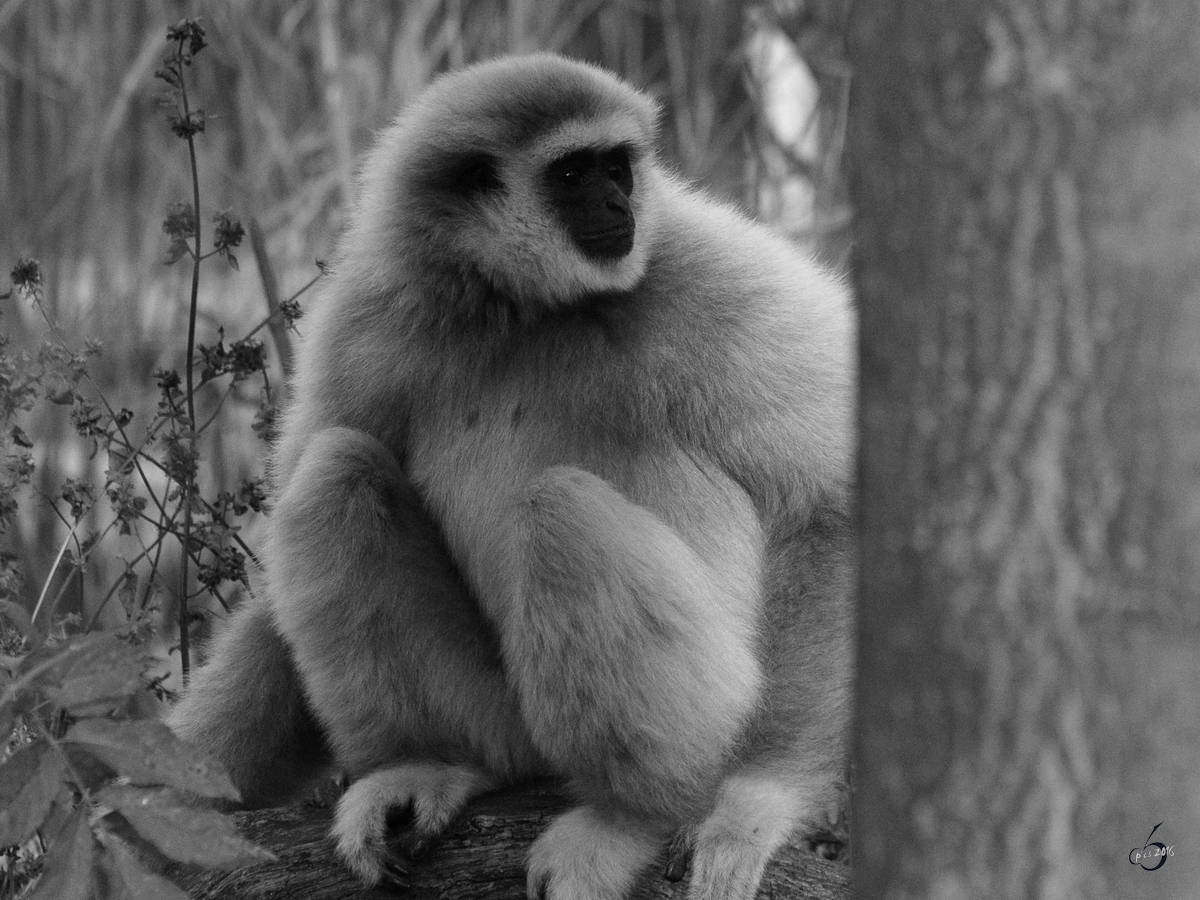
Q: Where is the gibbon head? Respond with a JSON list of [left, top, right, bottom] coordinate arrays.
[[347, 54, 665, 320]]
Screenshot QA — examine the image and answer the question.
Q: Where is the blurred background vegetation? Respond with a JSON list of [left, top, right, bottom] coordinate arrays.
[[0, 0, 852, 680]]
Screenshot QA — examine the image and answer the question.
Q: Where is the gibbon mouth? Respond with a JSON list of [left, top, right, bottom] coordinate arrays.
[[577, 224, 635, 260]]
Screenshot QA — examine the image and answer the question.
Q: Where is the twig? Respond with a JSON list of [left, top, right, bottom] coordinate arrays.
[[248, 218, 296, 381]]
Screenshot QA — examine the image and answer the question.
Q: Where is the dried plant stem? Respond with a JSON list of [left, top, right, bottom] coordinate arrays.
[[31, 520, 82, 626], [176, 40, 204, 683]]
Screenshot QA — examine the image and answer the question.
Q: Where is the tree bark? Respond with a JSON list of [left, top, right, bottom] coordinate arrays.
[[174, 785, 850, 900], [850, 2, 1200, 899]]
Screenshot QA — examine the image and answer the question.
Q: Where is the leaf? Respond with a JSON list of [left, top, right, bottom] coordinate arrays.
[[98, 785, 275, 870], [61, 743, 119, 793], [19, 632, 121, 679], [52, 665, 144, 715], [26, 805, 94, 900], [0, 702, 13, 745], [98, 836, 190, 900], [66, 720, 240, 801], [0, 598, 37, 643], [23, 633, 145, 715], [0, 743, 67, 845], [11, 424, 33, 448]]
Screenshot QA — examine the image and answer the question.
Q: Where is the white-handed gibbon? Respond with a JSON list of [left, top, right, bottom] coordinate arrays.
[[169, 53, 855, 900]]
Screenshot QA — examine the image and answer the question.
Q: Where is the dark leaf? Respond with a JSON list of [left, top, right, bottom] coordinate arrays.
[[26, 804, 94, 900], [66, 720, 240, 801], [164, 236, 190, 265], [0, 703, 13, 744], [162, 202, 196, 241], [167, 18, 207, 59], [0, 597, 37, 642], [45, 384, 78, 405], [212, 210, 244, 250], [99, 834, 190, 900], [60, 478, 95, 520], [97, 808, 170, 868], [0, 743, 67, 845], [10, 258, 42, 291], [61, 743, 119, 793], [98, 785, 275, 869], [169, 110, 206, 138], [279, 297, 303, 326]]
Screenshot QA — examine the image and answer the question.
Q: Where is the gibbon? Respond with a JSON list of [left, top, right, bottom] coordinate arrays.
[[169, 53, 855, 900]]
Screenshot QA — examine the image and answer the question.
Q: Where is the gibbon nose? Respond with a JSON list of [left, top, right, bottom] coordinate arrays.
[[605, 190, 631, 216]]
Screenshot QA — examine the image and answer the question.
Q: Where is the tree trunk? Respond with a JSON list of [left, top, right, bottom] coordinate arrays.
[[174, 785, 850, 900], [850, 3, 1200, 899]]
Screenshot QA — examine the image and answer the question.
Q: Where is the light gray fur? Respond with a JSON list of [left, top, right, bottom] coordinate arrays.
[[169, 53, 855, 900]]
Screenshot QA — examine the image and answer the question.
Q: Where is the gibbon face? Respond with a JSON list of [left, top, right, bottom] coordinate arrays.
[[544, 144, 636, 261], [345, 54, 664, 319]]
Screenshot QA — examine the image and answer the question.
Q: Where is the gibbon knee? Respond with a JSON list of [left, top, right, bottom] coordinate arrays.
[[507, 466, 762, 819], [269, 426, 419, 564]]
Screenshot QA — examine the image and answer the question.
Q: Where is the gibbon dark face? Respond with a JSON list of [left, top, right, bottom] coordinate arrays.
[[454, 153, 504, 196], [545, 145, 635, 260]]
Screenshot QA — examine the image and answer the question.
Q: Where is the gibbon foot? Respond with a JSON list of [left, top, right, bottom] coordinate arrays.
[[526, 806, 663, 900], [684, 773, 813, 900], [332, 762, 493, 886]]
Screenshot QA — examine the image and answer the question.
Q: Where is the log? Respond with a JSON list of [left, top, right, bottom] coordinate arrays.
[[175, 783, 851, 900]]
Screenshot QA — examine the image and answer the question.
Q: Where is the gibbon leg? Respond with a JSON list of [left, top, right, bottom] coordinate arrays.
[[526, 806, 667, 900], [510, 465, 764, 897], [267, 427, 539, 884], [685, 771, 827, 900], [167, 596, 330, 808], [684, 515, 853, 900], [333, 762, 496, 887]]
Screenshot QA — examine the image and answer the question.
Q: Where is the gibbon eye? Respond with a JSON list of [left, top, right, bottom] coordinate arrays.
[[603, 146, 634, 198], [561, 168, 583, 186], [455, 154, 502, 195]]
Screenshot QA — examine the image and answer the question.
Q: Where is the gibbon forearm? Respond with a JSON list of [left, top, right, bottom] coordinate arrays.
[[267, 426, 540, 781]]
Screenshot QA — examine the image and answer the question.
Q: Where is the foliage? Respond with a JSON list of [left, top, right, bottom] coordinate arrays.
[[0, 16, 316, 643], [0, 608, 273, 899], [0, 19, 307, 898]]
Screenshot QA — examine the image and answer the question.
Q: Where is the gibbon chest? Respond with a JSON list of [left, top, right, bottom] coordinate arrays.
[[402, 372, 763, 623]]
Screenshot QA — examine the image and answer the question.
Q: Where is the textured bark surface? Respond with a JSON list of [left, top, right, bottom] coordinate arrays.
[[850, 2, 1200, 899], [174, 784, 851, 900]]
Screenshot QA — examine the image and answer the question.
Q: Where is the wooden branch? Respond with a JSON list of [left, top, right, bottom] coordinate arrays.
[[175, 784, 851, 900]]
